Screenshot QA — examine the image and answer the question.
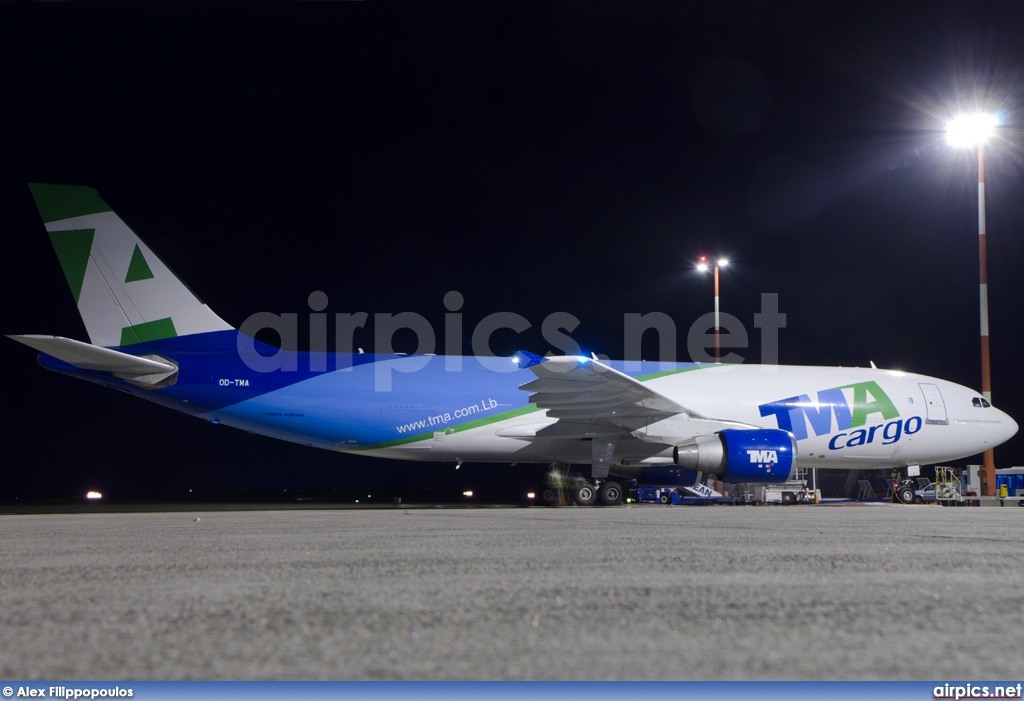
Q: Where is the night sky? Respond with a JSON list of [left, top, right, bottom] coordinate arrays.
[[3, 1, 1024, 499]]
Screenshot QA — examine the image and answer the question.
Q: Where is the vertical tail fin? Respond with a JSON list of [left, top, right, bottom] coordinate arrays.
[[28, 183, 233, 348]]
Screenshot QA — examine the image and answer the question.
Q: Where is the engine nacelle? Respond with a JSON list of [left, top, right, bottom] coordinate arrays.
[[672, 428, 796, 483]]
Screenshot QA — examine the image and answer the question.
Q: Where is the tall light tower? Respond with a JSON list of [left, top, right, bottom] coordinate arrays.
[[947, 112, 998, 496], [697, 256, 729, 363]]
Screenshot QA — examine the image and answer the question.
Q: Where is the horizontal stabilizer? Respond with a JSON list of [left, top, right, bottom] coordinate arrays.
[[8, 335, 176, 378]]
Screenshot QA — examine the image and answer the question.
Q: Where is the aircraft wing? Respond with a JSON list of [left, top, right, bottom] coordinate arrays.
[[519, 354, 696, 422], [519, 354, 756, 444]]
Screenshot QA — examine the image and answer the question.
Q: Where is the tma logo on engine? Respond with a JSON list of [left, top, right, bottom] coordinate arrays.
[[747, 450, 778, 463], [758, 381, 923, 451]]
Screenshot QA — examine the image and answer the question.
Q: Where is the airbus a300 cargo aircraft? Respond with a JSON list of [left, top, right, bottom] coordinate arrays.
[[10, 184, 1018, 505]]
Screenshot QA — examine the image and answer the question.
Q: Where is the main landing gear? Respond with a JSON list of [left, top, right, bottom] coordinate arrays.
[[538, 464, 625, 507], [571, 480, 623, 506], [598, 480, 624, 506]]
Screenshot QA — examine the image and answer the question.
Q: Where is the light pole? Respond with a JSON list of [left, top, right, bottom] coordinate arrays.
[[697, 256, 729, 363], [947, 112, 998, 496]]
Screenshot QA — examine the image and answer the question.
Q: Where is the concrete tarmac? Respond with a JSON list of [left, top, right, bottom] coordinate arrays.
[[1, 504, 1022, 680]]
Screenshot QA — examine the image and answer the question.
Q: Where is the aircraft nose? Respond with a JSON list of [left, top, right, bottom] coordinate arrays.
[[1000, 410, 1019, 442], [989, 406, 1019, 447]]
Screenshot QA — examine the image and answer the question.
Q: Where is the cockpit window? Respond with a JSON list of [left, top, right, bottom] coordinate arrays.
[[982, 397, 991, 408], [973, 397, 991, 408]]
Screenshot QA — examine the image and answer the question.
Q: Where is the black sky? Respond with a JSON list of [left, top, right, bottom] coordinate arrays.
[[3, 1, 1024, 498]]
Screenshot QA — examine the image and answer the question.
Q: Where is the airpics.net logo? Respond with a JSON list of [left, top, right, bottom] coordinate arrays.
[[233, 290, 788, 389], [933, 682, 1023, 699]]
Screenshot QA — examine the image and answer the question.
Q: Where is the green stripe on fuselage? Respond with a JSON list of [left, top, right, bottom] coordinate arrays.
[[634, 364, 707, 381], [352, 363, 706, 452], [351, 403, 542, 451]]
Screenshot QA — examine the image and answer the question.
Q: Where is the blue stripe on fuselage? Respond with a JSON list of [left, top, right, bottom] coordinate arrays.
[[36, 334, 706, 449], [198, 357, 703, 450], [203, 355, 540, 448]]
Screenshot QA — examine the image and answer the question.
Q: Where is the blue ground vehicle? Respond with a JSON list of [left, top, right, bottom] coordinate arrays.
[[632, 486, 734, 505], [634, 487, 680, 504]]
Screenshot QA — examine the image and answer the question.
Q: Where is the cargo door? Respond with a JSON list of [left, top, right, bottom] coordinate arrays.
[[918, 383, 948, 425]]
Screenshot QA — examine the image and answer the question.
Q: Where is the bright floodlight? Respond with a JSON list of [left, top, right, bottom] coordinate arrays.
[[696, 262, 709, 272], [946, 113, 997, 148], [718, 258, 729, 267]]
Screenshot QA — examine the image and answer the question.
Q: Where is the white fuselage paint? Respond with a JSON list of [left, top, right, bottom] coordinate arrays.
[[364, 364, 1017, 469]]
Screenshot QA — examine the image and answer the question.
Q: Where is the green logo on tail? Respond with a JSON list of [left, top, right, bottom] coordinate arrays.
[[125, 244, 155, 283]]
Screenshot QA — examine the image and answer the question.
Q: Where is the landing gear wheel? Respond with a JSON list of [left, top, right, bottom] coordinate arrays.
[[598, 481, 623, 506], [898, 487, 915, 504], [573, 482, 598, 506]]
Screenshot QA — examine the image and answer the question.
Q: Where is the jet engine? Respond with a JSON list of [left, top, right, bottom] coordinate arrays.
[[672, 428, 796, 483]]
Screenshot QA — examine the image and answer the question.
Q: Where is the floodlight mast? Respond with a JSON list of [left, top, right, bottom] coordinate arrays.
[[697, 257, 729, 363], [947, 113, 997, 496]]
